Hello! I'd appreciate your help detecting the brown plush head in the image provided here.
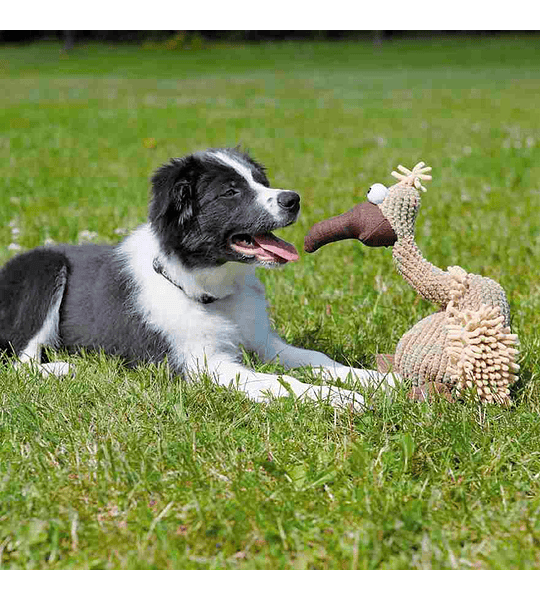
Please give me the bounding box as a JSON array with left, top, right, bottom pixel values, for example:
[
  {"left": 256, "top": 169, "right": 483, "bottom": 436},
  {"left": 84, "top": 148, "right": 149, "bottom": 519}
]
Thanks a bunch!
[{"left": 304, "top": 200, "right": 397, "bottom": 253}]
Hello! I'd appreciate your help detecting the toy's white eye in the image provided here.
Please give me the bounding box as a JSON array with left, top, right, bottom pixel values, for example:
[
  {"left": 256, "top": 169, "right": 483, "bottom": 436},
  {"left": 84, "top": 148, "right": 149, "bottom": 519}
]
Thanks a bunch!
[{"left": 367, "top": 183, "right": 388, "bottom": 204}]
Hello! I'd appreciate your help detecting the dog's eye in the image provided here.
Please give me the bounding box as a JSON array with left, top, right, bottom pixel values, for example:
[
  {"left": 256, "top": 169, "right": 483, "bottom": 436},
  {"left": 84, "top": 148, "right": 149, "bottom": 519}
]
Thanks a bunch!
[{"left": 222, "top": 189, "right": 238, "bottom": 198}]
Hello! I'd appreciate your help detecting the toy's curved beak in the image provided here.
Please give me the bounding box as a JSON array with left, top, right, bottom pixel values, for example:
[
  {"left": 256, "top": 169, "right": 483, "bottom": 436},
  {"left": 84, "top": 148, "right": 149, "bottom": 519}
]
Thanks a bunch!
[{"left": 303, "top": 201, "right": 397, "bottom": 253}]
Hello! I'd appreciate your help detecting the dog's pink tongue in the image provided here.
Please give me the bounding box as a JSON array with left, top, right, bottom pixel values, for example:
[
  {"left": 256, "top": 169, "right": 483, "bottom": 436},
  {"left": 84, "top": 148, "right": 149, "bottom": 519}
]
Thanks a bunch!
[{"left": 252, "top": 233, "right": 299, "bottom": 262}]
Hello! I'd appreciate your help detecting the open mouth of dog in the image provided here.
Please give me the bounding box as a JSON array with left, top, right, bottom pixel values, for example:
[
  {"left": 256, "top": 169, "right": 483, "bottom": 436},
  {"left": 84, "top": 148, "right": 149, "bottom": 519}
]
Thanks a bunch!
[{"left": 229, "top": 232, "right": 299, "bottom": 264}]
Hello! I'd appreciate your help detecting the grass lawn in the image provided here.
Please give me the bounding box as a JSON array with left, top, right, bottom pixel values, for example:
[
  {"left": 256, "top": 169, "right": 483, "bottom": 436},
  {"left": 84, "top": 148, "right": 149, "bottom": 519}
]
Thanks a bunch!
[{"left": 1, "top": 35, "right": 540, "bottom": 569}]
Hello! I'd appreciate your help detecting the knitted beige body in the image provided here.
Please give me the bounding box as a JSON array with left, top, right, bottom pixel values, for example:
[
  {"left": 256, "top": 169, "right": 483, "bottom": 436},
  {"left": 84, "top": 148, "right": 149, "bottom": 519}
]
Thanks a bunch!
[{"left": 379, "top": 164, "right": 519, "bottom": 404}]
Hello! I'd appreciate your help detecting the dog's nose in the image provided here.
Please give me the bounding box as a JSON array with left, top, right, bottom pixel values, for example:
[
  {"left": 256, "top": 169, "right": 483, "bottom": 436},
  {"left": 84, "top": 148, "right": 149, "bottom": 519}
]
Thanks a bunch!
[{"left": 277, "top": 191, "right": 300, "bottom": 211}]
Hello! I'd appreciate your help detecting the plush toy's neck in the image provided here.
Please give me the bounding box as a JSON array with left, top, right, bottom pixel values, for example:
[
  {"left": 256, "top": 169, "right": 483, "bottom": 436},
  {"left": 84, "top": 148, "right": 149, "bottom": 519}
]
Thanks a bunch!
[{"left": 380, "top": 183, "right": 452, "bottom": 308}]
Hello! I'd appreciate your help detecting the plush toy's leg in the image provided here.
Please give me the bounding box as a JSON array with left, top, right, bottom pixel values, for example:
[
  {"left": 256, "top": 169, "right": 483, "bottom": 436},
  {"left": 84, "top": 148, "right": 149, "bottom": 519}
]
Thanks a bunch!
[
  {"left": 409, "top": 382, "right": 455, "bottom": 402},
  {"left": 376, "top": 354, "right": 395, "bottom": 373},
  {"left": 376, "top": 353, "right": 454, "bottom": 402}
]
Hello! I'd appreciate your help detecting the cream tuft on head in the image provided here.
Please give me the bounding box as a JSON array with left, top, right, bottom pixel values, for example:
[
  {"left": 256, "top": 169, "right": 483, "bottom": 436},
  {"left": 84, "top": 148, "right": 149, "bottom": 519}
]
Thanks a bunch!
[{"left": 390, "top": 162, "right": 432, "bottom": 193}]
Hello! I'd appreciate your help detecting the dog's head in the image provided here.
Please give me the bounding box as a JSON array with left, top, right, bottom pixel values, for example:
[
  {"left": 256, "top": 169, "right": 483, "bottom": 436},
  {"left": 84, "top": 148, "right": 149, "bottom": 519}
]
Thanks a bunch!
[{"left": 148, "top": 148, "right": 300, "bottom": 270}]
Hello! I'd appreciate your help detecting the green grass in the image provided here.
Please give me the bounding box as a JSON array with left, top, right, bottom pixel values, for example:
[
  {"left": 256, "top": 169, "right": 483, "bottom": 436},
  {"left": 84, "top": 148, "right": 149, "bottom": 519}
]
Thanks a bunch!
[{"left": 1, "top": 35, "right": 540, "bottom": 569}]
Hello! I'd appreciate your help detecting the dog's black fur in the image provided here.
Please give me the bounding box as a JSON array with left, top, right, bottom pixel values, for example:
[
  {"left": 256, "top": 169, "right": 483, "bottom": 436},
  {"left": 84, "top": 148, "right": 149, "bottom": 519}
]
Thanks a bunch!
[
  {"left": 0, "top": 249, "right": 68, "bottom": 356},
  {"left": 0, "top": 147, "right": 297, "bottom": 364}
]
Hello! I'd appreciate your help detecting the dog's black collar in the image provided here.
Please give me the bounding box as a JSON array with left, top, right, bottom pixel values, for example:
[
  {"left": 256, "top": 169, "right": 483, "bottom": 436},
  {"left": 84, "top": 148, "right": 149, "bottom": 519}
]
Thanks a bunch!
[{"left": 152, "top": 257, "right": 217, "bottom": 305}]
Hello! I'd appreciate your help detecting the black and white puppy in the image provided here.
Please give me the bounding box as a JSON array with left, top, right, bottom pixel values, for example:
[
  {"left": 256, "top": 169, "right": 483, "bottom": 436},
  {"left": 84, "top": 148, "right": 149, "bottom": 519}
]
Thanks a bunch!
[{"left": 0, "top": 148, "right": 395, "bottom": 408}]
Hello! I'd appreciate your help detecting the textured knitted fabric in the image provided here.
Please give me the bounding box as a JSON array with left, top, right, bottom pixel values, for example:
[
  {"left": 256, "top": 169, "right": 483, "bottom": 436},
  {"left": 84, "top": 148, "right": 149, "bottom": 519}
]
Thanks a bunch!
[{"left": 379, "top": 163, "right": 519, "bottom": 404}]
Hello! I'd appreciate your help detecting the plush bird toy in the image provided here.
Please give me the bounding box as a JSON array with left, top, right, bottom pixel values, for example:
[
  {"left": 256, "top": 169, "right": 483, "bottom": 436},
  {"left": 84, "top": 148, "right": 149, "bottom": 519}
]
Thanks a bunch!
[{"left": 304, "top": 162, "right": 519, "bottom": 404}]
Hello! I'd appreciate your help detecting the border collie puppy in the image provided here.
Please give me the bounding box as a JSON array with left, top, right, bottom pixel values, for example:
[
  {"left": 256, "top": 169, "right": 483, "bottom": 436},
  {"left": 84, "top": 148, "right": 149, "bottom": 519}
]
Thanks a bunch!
[{"left": 0, "top": 148, "right": 395, "bottom": 408}]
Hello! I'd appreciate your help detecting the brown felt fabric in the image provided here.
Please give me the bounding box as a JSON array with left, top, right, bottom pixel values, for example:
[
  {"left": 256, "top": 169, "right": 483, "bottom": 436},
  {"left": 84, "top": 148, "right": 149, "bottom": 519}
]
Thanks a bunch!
[{"left": 303, "top": 201, "right": 397, "bottom": 253}]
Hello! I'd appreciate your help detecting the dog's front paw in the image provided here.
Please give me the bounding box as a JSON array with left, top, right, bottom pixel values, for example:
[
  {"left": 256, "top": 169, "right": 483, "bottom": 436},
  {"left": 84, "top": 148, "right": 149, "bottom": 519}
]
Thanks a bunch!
[
  {"left": 327, "top": 387, "right": 366, "bottom": 412},
  {"left": 332, "top": 367, "right": 401, "bottom": 391},
  {"left": 244, "top": 376, "right": 365, "bottom": 412},
  {"left": 303, "top": 384, "right": 366, "bottom": 412}
]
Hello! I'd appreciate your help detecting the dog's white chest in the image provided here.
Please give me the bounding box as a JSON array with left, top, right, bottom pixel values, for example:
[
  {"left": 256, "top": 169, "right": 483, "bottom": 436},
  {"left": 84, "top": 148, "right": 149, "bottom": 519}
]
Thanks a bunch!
[
  {"left": 140, "top": 273, "right": 270, "bottom": 369},
  {"left": 118, "top": 225, "right": 272, "bottom": 369}
]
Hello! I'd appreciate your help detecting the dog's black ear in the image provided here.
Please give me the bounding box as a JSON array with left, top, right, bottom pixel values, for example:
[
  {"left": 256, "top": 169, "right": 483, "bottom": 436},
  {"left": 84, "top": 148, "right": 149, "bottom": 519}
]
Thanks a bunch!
[{"left": 148, "top": 155, "right": 200, "bottom": 230}]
